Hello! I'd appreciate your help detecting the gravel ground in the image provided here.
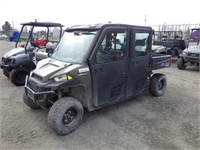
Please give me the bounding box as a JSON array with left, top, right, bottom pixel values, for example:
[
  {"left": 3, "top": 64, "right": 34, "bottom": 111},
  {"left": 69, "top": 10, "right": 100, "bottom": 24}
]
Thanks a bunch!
[{"left": 0, "top": 40, "right": 199, "bottom": 150}]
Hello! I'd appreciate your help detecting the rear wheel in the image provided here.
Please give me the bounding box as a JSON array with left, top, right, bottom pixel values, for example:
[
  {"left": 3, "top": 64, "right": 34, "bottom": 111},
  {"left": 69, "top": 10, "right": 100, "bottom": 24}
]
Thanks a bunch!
[
  {"left": 48, "top": 97, "right": 84, "bottom": 136},
  {"left": 177, "top": 57, "right": 186, "bottom": 70},
  {"left": 149, "top": 73, "right": 167, "bottom": 96},
  {"left": 10, "top": 67, "right": 30, "bottom": 86}
]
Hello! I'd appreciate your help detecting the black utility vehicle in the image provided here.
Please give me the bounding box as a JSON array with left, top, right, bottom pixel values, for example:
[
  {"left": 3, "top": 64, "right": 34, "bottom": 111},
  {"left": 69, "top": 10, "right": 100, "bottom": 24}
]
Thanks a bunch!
[
  {"left": 23, "top": 23, "right": 171, "bottom": 135},
  {"left": 0, "top": 22, "right": 63, "bottom": 86},
  {"left": 177, "top": 28, "right": 200, "bottom": 70},
  {"left": 153, "top": 31, "right": 186, "bottom": 56}
]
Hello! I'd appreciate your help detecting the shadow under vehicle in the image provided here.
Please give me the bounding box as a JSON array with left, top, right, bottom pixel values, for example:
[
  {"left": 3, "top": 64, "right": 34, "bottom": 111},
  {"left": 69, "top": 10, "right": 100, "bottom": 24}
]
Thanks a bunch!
[
  {"left": 23, "top": 23, "right": 172, "bottom": 135},
  {"left": 0, "top": 22, "right": 63, "bottom": 86},
  {"left": 177, "top": 28, "right": 200, "bottom": 70}
]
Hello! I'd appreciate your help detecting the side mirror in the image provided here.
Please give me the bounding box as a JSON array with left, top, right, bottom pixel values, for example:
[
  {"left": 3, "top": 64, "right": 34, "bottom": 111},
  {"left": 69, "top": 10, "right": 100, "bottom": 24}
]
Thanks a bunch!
[
  {"left": 46, "top": 42, "right": 57, "bottom": 57},
  {"left": 47, "top": 50, "right": 53, "bottom": 57}
]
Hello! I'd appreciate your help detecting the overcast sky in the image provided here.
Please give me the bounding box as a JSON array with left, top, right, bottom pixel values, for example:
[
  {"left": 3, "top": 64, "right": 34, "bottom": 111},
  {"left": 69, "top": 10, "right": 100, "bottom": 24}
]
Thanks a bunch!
[{"left": 0, "top": 0, "right": 199, "bottom": 29}]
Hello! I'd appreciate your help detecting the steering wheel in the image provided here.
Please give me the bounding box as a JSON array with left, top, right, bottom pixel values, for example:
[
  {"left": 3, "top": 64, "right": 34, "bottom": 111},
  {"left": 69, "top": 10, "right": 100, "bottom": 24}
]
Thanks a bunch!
[{"left": 30, "top": 37, "right": 41, "bottom": 49}]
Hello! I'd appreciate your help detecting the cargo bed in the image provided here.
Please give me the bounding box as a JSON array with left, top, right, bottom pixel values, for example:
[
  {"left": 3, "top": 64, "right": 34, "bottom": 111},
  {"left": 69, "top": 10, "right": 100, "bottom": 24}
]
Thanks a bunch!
[{"left": 151, "top": 54, "right": 172, "bottom": 70}]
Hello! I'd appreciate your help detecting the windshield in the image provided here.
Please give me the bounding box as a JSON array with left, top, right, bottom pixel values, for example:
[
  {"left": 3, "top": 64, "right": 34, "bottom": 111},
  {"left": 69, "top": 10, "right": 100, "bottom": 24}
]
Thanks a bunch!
[
  {"left": 17, "top": 25, "right": 61, "bottom": 49},
  {"left": 52, "top": 31, "right": 97, "bottom": 63}
]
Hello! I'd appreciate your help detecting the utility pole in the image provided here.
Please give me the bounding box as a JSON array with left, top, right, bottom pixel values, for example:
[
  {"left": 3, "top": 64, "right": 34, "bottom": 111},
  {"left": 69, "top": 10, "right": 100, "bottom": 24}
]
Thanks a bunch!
[{"left": 144, "top": 15, "right": 147, "bottom": 26}]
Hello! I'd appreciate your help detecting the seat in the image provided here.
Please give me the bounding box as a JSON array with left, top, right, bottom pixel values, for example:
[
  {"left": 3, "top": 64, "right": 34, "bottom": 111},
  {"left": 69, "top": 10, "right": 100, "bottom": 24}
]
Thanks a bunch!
[{"left": 35, "top": 51, "right": 48, "bottom": 62}]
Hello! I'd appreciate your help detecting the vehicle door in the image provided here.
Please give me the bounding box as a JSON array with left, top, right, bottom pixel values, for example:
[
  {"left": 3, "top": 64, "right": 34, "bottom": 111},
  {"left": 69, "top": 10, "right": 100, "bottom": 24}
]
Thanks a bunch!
[
  {"left": 89, "top": 27, "right": 129, "bottom": 107},
  {"left": 127, "top": 28, "right": 152, "bottom": 97}
]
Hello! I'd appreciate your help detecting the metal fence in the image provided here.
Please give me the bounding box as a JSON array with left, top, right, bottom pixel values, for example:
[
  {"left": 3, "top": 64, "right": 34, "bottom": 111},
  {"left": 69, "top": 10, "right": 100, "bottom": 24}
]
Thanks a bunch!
[
  {"left": 1, "top": 20, "right": 200, "bottom": 38},
  {"left": 151, "top": 24, "right": 200, "bottom": 38}
]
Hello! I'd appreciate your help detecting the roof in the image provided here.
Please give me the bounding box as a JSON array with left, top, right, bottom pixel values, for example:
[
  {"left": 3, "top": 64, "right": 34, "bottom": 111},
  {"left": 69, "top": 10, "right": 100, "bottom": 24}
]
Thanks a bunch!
[
  {"left": 66, "top": 23, "right": 152, "bottom": 32},
  {"left": 20, "top": 22, "right": 64, "bottom": 27},
  {"left": 191, "top": 28, "right": 200, "bottom": 31},
  {"left": 66, "top": 23, "right": 104, "bottom": 32},
  {"left": 154, "top": 31, "right": 183, "bottom": 33}
]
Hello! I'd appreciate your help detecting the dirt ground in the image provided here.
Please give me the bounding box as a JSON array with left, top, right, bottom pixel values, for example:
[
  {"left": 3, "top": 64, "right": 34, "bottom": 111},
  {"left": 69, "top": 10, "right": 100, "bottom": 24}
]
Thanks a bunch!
[{"left": 0, "top": 40, "right": 199, "bottom": 150}]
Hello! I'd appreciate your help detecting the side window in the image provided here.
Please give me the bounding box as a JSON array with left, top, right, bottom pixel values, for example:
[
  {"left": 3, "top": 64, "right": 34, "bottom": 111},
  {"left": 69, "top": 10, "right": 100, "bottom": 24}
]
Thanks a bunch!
[
  {"left": 96, "top": 29, "right": 127, "bottom": 64},
  {"left": 134, "top": 32, "right": 149, "bottom": 57}
]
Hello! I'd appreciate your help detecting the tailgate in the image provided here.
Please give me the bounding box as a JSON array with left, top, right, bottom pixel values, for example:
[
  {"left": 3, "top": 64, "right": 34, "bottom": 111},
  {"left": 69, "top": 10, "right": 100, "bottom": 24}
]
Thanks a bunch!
[{"left": 151, "top": 54, "right": 172, "bottom": 70}]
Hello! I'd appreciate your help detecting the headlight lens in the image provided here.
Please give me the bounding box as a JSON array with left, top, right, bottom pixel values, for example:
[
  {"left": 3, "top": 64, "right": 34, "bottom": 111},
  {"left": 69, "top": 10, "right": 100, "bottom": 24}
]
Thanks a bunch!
[
  {"left": 10, "top": 58, "right": 15, "bottom": 63},
  {"left": 54, "top": 75, "right": 67, "bottom": 82},
  {"left": 182, "top": 52, "right": 187, "bottom": 55},
  {"left": 8, "top": 58, "right": 15, "bottom": 64}
]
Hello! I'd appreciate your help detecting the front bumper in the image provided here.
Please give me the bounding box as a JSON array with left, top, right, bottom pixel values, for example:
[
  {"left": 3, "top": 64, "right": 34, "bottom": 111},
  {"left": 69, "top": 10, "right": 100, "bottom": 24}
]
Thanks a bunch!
[
  {"left": 181, "top": 54, "right": 200, "bottom": 64},
  {"left": 0, "top": 57, "right": 15, "bottom": 69},
  {"left": 0, "top": 61, "right": 10, "bottom": 69},
  {"left": 24, "top": 76, "right": 55, "bottom": 103},
  {"left": 24, "top": 75, "right": 81, "bottom": 103}
]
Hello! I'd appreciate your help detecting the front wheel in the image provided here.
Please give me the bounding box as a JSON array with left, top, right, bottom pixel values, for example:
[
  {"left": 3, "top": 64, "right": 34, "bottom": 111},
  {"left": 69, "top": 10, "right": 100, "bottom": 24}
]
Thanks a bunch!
[
  {"left": 10, "top": 67, "right": 30, "bottom": 86},
  {"left": 48, "top": 97, "right": 84, "bottom": 136},
  {"left": 177, "top": 57, "right": 186, "bottom": 70},
  {"left": 149, "top": 73, "right": 167, "bottom": 97}
]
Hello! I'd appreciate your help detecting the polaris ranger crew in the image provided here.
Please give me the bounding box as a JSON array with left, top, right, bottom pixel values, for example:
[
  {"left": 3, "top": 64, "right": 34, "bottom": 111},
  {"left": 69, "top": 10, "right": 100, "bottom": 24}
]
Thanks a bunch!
[{"left": 23, "top": 23, "right": 171, "bottom": 135}]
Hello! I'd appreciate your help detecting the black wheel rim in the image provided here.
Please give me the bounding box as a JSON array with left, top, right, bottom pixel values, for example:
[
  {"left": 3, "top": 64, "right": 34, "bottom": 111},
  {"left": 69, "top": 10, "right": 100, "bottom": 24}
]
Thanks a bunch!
[{"left": 63, "top": 108, "right": 77, "bottom": 126}]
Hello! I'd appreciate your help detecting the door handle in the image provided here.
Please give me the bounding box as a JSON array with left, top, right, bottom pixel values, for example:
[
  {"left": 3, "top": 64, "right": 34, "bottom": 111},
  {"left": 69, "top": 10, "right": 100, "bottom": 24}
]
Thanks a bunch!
[
  {"left": 133, "top": 61, "right": 139, "bottom": 65},
  {"left": 94, "top": 68, "right": 103, "bottom": 73}
]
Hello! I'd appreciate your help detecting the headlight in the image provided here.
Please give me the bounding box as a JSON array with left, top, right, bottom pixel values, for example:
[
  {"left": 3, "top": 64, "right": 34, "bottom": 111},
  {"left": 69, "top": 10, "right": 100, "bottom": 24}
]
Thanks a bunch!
[
  {"left": 9, "top": 58, "right": 15, "bottom": 64},
  {"left": 182, "top": 52, "right": 187, "bottom": 55},
  {"left": 54, "top": 74, "right": 73, "bottom": 82},
  {"left": 2, "top": 57, "right": 5, "bottom": 62},
  {"left": 54, "top": 75, "right": 67, "bottom": 82}
]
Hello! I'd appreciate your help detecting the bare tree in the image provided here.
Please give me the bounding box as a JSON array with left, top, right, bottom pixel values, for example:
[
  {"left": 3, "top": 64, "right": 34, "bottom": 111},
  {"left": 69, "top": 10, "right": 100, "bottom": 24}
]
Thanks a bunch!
[{"left": 2, "top": 21, "right": 12, "bottom": 36}]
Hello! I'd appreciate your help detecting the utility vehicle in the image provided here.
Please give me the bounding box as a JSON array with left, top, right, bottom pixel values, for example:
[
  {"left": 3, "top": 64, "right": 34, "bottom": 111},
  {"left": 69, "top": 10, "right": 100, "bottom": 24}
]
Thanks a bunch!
[
  {"left": 0, "top": 22, "right": 63, "bottom": 86},
  {"left": 152, "top": 30, "right": 186, "bottom": 56},
  {"left": 23, "top": 23, "right": 171, "bottom": 135},
  {"left": 177, "top": 28, "right": 200, "bottom": 70}
]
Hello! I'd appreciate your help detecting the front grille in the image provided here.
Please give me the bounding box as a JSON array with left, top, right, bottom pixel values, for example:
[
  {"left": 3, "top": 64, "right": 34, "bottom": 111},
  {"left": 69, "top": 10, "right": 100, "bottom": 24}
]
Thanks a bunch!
[
  {"left": 1, "top": 57, "right": 13, "bottom": 64},
  {"left": 29, "top": 81, "right": 38, "bottom": 92},
  {"left": 28, "top": 79, "right": 51, "bottom": 93},
  {"left": 188, "top": 53, "right": 199, "bottom": 57}
]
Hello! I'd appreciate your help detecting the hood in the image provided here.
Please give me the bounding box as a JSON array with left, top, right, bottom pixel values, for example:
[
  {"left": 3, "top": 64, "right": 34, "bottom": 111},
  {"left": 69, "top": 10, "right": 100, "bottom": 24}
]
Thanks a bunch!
[
  {"left": 32, "top": 58, "right": 81, "bottom": 82},
  {"left": 33, "top": 58, "right": 70, "bottom": 77},
  {"left": 184, "top": 45, "right": 200, "bottom": 54},
  {"left": 152, "top": 45, "right": 166, "bottom": 53},
  {"left": 3, "top": 47, "right": 25, "bottom": 58},
  {"left": 152, "top": 45, "right": 165, "bottom": 50}
]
